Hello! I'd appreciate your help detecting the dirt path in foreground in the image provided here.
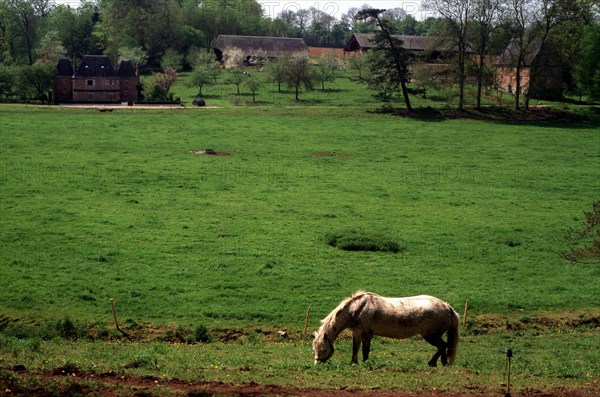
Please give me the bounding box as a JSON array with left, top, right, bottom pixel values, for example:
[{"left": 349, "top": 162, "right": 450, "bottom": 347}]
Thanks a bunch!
[{"left": 2, "top": 366, "right": 598, "bottom": 397}]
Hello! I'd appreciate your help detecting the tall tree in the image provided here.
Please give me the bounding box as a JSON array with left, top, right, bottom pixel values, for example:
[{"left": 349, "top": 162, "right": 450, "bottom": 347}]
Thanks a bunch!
[
  {"left": 523, "top": 0, "right": 581, "bottom": 109},
  {"left": 471, "top": 0, "right": 505, "bottom": 108},
  {"left": 506, "top": 0, "right": 581, "bottom": 109},
  {"left": 2, "top": 0, "right": 42, "bottom": 64},
  {"left": 356, "top": 9, "right": 413, "bottom": 112},
  {"left": 573, "top": 22, "right": 600, "bottom": 100},
  {"left": 423, "top": 0, "right": 471, "bottom": 110}
]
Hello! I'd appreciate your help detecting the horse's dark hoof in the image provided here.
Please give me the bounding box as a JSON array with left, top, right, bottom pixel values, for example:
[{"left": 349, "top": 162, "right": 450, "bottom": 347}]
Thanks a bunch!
[{"left": 428, "top": 361, "right": 437, "bottom": 367}]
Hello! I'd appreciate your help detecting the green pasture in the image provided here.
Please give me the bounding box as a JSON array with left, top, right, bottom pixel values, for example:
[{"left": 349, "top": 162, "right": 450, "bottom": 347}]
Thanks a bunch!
[
  {"left": 1, "top": 104, "right": 598, "bottom": 328},
  {"left": 0, "top": 78, "right": 599, "bottom": 393}
]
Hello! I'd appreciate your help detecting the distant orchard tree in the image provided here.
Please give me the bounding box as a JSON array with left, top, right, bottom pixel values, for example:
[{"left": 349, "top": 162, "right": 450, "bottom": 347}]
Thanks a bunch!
[
  {"left": 187, "top": 64, "right": 219, "bottom": 96},
  {"left": 282, "top": 52, "right": 316, "bottom": 101},
  {"left": 266, "top": 57, "right": 287, "bottom": 92},
  {"left": 243, "top": 74, "right": 262, "bottom": 102},
  {"left": 348, "top": 54, "right": 369, "bottom": 79},
  {"left": 226, "top": 68, "right": 245, "bottom": 95},
  {"left": 316, "top": 52, "right": 341, "bottom": 90}
]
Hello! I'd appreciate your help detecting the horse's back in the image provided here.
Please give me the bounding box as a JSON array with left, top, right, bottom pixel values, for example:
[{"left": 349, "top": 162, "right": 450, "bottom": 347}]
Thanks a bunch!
[{"left": 358, "top": 293, "right": 456, "bottom": 338}]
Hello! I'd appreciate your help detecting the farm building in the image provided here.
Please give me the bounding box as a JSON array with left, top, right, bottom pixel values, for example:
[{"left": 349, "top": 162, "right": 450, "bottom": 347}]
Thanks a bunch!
[
  {"left": 495, "top": 38, "right": 564, "bottom": 100},
  {"left": 214, "top": 35, "right": 308, "bottom": 63},
  {"left": 54, "top": 55, "right": 140, "bottom": 104},
  {"left": 343, "top": 33, "right": 465, "bottom": 61}
]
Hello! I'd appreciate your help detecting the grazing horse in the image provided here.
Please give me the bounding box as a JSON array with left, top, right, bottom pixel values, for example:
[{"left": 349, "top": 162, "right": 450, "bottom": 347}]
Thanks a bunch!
[{"left": 313, "top": 291, "right": 459, "bottom": 366}]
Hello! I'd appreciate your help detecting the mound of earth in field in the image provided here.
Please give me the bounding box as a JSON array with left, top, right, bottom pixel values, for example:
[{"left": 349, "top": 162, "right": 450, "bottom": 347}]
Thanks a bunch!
[{"left": 192, "top": 148, "right": 231, "bottom": 156}]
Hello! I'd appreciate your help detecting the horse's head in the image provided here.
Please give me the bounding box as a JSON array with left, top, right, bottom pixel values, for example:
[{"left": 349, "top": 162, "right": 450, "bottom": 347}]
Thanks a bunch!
[{"left": 312, "top": 331, "right": 334, "bottom": 364}]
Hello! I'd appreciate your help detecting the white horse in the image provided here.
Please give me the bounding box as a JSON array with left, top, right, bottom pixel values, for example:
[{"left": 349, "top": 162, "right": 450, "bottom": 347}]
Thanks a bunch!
[{"left": 313, "top": 291, "right": 459, "bottom": 366}]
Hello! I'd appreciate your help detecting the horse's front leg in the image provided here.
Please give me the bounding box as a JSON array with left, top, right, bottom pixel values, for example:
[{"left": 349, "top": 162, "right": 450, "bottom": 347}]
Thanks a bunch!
[
  {"left": 361, "top": 332, "right": 373, "bottom": 362},
  {"left": 351, "top": 332, "right": 361, "bottom": 364}
]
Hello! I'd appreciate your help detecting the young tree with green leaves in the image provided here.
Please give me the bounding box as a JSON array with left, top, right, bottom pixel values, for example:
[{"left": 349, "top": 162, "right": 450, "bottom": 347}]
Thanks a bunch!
[
  {"left": 282, "top": 53, "right": 316, "bottom": 101},
  {"left": 316, "top": 52, "right": 340, "bottom": 90},
  {"left": 266, "top": 57, "right": 287, "bottom": 92},
  {"left": 226, "top": 68, "right": 245, "bottom": 95},
  {"left": 243, "top": 74, "right": 262, "bottom": 102},
  {"left": 186, "top": 50, "right": 219, "bottom": 97}
]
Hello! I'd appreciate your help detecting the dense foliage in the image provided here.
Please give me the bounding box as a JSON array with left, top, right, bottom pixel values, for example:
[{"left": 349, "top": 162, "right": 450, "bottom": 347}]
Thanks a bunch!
[{"left": 0, "top": 0, "right": 598, "bottom": 103}]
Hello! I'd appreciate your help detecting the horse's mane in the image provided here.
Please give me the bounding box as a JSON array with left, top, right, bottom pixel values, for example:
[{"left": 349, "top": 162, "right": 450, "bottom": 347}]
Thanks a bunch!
[{"left": 320, "top": 290, "right": 372, "bottom": 333}]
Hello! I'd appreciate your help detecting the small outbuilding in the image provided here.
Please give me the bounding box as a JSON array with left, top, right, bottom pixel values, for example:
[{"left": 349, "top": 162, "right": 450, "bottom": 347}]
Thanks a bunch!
[{"left": 495, "top": 38, "right": 564, "bottom": 100}]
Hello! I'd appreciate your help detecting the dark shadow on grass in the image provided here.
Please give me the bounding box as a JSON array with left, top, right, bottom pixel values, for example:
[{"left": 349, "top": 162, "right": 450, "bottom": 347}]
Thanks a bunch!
[
  {"left": 371, "top": 105, "right": 599, "bottom": 128},
  {"left": 369, "top": 106, "right": 447, "bottom": 121},
  {"left": 188, "top": 94, "right": 221, "bottom": 100}
]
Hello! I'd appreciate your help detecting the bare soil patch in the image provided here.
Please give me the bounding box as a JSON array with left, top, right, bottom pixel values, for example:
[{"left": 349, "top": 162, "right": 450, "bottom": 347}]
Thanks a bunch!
[
  {"left": 1, "top": 366, "right": 598, "bottom": 397},
  {"left": 311, "top": 151, "right": 351, "bottom": 158}
]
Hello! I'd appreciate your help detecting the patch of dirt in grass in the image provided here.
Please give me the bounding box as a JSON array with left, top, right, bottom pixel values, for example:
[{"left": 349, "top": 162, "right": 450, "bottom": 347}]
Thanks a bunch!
[
  {"left": 192, "top": 149, "right": 231, "bottom": 156},
  {"left": 465, "top": 312, "right": 600, "bottom": 335},
  {"left": 311, "top": 151, "right": 351, "bottom": 158},
  {"left": 2, "top": 366, "right": 598, "bottom": 397}
]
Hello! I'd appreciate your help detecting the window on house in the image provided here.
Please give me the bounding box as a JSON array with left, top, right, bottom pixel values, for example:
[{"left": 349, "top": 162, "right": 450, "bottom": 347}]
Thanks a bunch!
[{"left": 87, "top": 80, "right": 93, "bottom": 86}]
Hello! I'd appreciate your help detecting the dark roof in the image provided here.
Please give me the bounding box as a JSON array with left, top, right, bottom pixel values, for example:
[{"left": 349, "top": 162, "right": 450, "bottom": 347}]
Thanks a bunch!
[
  {"left": 75, "top": 55, "right": 117, "bottom": 78},
  {"left": 495, "top": 38, "right": 542, "bottom": 66},
  {"left": 344, "top": 33, "right": 462, "bottom": 53},
  {"left": 214, "top": 35, "right": 308, "bottom": 57},
  {"left": 57, "top": 58, "right": 73, "bottom": 76},
  {"left": 117, "top": 60, "right": 136, "bottom": 77}
]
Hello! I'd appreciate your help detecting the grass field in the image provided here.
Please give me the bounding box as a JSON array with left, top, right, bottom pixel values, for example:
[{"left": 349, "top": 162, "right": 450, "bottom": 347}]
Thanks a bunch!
[{"left": 0, "top": 72, "right": 599, "bottom": 395}]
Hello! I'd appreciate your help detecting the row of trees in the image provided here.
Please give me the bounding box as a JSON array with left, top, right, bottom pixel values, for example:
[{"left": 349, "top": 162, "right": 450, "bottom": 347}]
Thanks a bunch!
[
  {"left": 0, "top": 0, "right": 598, "bottom": 106},
  {"left": 185, "top": 49, "right": 342, "bottom": 102},
  {"left": 0, "top": 0, "right": 447, "bottom": 68},
  {"left": 421, "top": 0, "right": 599, "bottom": 110}
]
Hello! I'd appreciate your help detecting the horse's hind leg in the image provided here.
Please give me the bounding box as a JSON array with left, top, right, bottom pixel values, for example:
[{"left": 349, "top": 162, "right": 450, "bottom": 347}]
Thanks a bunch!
[
  {"left": 361, "top": 331, "right": 373, "bottom": 362},
  {"left": 424, "top": 334, "right": 447, "bottom": 367}
]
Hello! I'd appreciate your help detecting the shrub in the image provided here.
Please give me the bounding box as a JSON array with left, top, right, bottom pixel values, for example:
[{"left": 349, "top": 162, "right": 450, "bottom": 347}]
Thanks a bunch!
[{"left": 188, "top": 324, "right": 212, "bottom": 343}]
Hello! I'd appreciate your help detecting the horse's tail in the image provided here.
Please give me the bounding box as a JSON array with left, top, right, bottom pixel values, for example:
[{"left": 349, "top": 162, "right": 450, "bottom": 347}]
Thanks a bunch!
[{"left": 447, "top": 309, "right": 460, "bottom": 365}]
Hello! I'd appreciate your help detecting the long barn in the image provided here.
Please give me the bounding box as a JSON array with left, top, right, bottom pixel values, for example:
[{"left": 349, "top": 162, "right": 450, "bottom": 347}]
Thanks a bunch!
[{"left": 214, "top": 35, "right": 308, "bottom": 63}]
